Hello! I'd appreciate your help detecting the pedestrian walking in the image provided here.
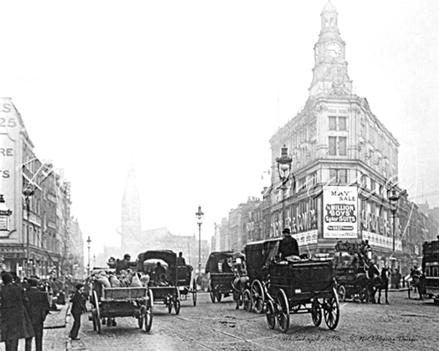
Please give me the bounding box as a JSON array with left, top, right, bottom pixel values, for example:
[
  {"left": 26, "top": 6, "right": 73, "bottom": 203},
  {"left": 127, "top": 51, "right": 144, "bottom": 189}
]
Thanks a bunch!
[
  {"left": 0, "top": 272, "right": 34, "bottom": 351},
  {"left": 69, "top": 283, "right": 87, "bottom": 341},
  {"left": 25, "top": 278, "right": 50, "bottom": 351}
]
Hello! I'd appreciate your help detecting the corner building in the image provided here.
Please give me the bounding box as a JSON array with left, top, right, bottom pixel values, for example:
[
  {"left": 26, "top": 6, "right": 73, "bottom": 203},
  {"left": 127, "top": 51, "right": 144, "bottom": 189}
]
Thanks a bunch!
[{"left": 267, "top": 2, "right": 420, "bottom": 272}]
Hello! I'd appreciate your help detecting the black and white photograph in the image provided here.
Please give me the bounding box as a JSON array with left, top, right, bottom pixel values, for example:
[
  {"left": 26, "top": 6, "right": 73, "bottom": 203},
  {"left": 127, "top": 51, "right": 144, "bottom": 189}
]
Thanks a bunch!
[{"left": 0, "top": 1, "right": 438, "bottom": 350}]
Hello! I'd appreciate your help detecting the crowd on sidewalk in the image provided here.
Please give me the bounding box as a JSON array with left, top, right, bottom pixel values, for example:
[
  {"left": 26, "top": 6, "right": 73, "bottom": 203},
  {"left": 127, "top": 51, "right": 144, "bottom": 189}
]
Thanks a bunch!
[{"left": 0, "top": 271, "right": 88, "bottom": 351}]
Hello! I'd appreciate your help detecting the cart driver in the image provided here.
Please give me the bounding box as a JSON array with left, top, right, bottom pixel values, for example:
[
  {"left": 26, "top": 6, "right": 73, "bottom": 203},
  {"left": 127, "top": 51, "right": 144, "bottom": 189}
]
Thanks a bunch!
[
  {"left": 154, "top": 262, "right": 167, "bottom": 283},
  {"left": 278, "top": 228, "right": 299, "bottom": 260}
]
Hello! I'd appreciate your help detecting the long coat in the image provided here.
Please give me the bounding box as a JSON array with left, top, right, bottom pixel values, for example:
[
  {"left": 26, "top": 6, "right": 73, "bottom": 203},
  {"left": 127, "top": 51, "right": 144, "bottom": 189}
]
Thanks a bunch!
[
  {"left": 0, "top": 283, "right": 34, "bottom": 341},
  {"left": 26, "top": 287, "right": 50, "bottom": 325}
]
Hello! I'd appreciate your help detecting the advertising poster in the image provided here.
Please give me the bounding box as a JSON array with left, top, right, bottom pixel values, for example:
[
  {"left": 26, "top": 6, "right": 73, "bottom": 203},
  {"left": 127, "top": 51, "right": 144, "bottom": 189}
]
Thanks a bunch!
[{"left": 323, "top": 186, "right": 358, "bottom": 238}]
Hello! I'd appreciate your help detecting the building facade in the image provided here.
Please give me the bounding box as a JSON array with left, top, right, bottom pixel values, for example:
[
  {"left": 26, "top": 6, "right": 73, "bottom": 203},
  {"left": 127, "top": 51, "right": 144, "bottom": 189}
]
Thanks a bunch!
[
  {"left": 0, "top": 97, "right": 84, "bottom": 279},
  {"left": 218, "top": 2, "right": 438, "bottom": 276}
]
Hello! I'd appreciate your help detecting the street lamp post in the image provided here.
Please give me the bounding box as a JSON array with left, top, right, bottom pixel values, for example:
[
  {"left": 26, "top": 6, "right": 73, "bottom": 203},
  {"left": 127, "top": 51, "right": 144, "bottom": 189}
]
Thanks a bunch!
[
  {"left": 23, "top": 185, "right": 35, "bottom": 277},
  {"left": 388, "top": 187, "right": 405, "bottom": 258},
  {"left": 86, "top": 236, "right": 91, "bottom": 276},
  {"left": 275, "top": 145, "right": 293, "bottom": 233},
  {"left": 195, "top": 205, "right": 204, "bottom": 281}
]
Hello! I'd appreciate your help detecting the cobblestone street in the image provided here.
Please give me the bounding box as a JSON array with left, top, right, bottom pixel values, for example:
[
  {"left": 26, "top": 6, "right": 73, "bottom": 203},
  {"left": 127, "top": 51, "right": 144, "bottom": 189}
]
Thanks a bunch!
[{"left": 67, "top": 290, "right": 438, "bottom": 351}]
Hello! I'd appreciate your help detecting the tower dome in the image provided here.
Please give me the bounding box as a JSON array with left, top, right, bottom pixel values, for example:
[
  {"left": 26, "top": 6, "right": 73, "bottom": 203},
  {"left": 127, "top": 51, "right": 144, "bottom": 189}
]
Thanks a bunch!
[{"left": 322, "top": 1, "right": 338, "bottom": 14}]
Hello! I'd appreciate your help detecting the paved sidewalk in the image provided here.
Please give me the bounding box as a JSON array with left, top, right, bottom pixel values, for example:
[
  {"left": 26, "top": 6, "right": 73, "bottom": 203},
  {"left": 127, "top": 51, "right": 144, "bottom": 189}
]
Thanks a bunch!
[{"left": 0, "top": 303, "right": 70, "bottom": 351}]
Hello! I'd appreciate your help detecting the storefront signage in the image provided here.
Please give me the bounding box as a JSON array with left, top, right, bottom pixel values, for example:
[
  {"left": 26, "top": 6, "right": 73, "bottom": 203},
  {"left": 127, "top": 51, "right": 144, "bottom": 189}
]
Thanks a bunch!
[
  {"left": 362, "top": 231, "right": 402, "bottom": 251},
  {"left": 323, "top": 186, "right": 358, "bottom": 238},
  {"left": 293, "top": 230, "right": 318, "bottom": 247}
]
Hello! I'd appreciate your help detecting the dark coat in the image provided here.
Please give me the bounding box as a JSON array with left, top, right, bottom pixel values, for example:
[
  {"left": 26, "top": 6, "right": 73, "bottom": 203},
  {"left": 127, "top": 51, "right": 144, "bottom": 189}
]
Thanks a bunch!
[
  {"left": 0, "top": 283, "right": 34, "bottom": 341},
  {"left": 279, "top": 235, "right": 299, "bottom": 258},
  {"left": 26, "top": 287, "right": 50, "bottom": 325},
  {"left": 70, "top": 291, "right": 86, "bottom": 315}
]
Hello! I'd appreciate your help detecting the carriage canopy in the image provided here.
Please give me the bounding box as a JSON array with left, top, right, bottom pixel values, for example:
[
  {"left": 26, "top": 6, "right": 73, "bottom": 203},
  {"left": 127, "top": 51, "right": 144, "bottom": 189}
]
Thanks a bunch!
[{"left": 137, "top": 250, "right": 178, "bottom": 284}]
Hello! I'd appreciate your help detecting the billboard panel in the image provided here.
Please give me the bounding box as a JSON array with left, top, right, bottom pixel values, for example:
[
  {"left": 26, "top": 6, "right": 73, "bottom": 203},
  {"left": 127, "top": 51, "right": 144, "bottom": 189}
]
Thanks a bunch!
[{"left": 323, "top": 186, "right": 358, "bottom": 239}]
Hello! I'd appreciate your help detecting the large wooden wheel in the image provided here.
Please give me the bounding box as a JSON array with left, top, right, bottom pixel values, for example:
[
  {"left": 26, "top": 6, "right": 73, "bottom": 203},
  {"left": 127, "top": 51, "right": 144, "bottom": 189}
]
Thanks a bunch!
[
  {"left": 243, "top": 289, "right": 252, "bottom": 312},
  {"left": 311, "top": 299, "right": 322, "bottom": 327},
  {"left": 192, "top": 279, "right": 197, "bottom": 306},
  {"left": 323, "top": 289, "right": 340, "bottom": 330},
  {"left": 144, "top": 289, "right": 153, "bottom": 332},
  {"left": 337, "top": 285, "right": 346, "bottom": 302},
  {"left": 210, "top": 285, "right": 216, "bottom": 303},
  {"left": 276, "top": 289, "right": 290, "bottom": 333},
  {"left": 265, "top": 300, "right": 276, "bottom": 329},
  {"left": 251, "top": 280, "right": 265, "bottom": 314},
  {"left": 93, "top": 291, "right": 102, "bottom": 334},
  {"left": 174, "top": 289, "right": 181, "bottom": 315},
  {"left": 138, "top": 305, "right": 146, "bottom": 329}
]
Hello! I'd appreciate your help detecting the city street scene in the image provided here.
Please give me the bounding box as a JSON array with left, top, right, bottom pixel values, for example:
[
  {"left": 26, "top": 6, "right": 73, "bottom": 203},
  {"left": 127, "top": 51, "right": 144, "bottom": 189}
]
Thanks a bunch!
[{"left": 0, "top": 1, "right": 438, "bottom": 351}]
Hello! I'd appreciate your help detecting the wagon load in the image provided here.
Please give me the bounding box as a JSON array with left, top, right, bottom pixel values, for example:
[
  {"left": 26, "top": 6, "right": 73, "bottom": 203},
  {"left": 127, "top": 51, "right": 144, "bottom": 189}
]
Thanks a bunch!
[{"left": 88, "top": 265, "right": 153, "bottom": 334}]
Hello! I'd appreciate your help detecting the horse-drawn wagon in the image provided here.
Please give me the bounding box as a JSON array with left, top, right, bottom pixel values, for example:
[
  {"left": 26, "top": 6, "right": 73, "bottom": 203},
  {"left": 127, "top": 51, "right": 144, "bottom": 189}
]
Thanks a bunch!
[
  {"left": 177, "top": 264, "right": 197, "bottom": 306},
  {"left": 89, "top": 268, "right": 153, "bottom": 334},
  {"left": 137, "top": 250, "right": 181, "bottom": 314},
  {"left": 333, "top": 242, "right": 371, "bottom": 302},
  {"left": 245, "top": 236, "right": 340, "bottom": 332},
  {"left": 205, "top": 251, "right": 236, "bottom": 303},
  {"left": 243, "top": 237, "right": 281, "bottom": 313}
]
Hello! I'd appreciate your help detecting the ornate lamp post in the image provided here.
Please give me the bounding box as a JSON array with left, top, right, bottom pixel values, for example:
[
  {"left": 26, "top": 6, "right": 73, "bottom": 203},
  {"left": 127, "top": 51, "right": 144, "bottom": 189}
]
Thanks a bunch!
[
  {"left": 275, "top": 145, "right": 293, "bottom": 232},
  {"left": 195, "top": 205, "right": 204, "bottom": 281},
  {"left": 388, "top": 187, "right": 406, "bottom": 258},
  {"left": 23, "top": 185, "right": 35, "bottom": 276},
  {"left": 86, "top": 236, "right": 91, "bottom": 276}
]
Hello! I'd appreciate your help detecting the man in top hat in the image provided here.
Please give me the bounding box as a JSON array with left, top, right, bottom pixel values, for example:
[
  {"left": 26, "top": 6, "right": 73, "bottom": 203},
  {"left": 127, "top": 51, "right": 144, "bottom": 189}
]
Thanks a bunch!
[
  {"left": 278, "top": 228, "right": 299, "bottom": 259},
  {"left": 25, "top": 278, "right": 50, "bottom": 351}
]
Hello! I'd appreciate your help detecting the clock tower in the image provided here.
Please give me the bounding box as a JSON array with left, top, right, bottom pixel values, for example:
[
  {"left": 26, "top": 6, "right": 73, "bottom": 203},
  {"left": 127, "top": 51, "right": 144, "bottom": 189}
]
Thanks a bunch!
[{"left": 309, "top": 1, "right": 352, "bottom": 96}]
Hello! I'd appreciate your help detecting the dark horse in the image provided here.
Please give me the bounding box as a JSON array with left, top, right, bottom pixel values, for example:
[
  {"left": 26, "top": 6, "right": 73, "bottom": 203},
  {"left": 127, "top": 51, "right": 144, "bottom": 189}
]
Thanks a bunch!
[{"left": 368, "top": 264, "right": 390, "bottom": 304}]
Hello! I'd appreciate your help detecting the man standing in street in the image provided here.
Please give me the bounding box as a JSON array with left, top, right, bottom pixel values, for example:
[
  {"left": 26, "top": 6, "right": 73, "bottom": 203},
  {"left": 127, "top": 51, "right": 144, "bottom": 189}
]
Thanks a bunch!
[
  {"left": 0, "top": 272, "right": 34, "bottom": 351},
  {"left": 25, "top": 278, "right": 50, "bottom": 351},
  {"left": 69, "top": 284, "right": 86, "bottom": 341}
]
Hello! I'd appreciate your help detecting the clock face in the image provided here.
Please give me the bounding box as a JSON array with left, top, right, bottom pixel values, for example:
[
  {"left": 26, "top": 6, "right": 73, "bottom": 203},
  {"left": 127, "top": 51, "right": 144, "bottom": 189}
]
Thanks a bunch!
[{"left": 327, "top": 43, "right": 341, "bottom": 57}]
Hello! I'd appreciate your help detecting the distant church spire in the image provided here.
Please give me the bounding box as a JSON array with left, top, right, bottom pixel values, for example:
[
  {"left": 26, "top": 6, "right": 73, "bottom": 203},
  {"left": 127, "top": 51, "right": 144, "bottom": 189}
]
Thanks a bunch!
[{"left": 121, "top": 161, "right": 142, "bottom": 255}]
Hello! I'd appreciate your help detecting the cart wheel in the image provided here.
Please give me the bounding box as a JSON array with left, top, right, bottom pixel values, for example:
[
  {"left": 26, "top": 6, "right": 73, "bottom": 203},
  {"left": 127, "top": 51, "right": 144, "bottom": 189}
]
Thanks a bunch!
[
  {"left": 311, "top": 299, "right": 322, "bottom": 327},
  {"left": 323, "top": 289, "right": 340, "bottom": 330},
  {"left": 251, "top": 280, "right": 265, "bottom": 314},
  {"left": 144, "top": 290, "right": 153, "bottom": 332},
  {"left": 93, "top": 291, "right": 102, "bottom": 334},
  {"left": 167, "top": 296, "right": 173, "bottom": 313},
  {"left": 276, "top": 289, "right": 290, "bottom": 333},
  {"left": 210, "top": 286, "right": 216, "bottom": 303},
  {"left": 138, "top": 305, "right": 146, "bottom": 329},
  {"left": 338, "top": 285, "right": 346, "bottom": 302},
  {"left": 243, "top": 289, "right": 252, "bottom": 312},
  {"left": 266, "top": 300, "right": 276, "bottom": 329},
  {"left": 359, "top": 288, "right": 367, "bottom": 303},
  {"left": 192, "top": 279, "right": 197, "bottom": 306},
  {"left": 216, "top": 291, "right": 222, "bottom": 302},
  {"left": 91, "top": 309, "right": 97, "bottom": 331},
  {"left": 175, "top": 289, "right": 181, "bottom": 315}
]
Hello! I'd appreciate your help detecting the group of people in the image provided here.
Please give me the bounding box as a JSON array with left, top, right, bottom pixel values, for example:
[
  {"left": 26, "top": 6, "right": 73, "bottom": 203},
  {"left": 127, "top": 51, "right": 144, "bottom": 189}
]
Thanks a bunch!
[
  {"left": 0, "top": 272, "right": 87, "bottom": 351},
  {"left": 0, "top": 272, "right": 51, "bottom": 351}
]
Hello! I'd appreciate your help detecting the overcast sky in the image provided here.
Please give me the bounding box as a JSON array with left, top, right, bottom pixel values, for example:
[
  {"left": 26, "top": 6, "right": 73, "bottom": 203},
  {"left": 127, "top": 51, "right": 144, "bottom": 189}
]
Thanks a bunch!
[{"left": 0, "top": 0, "right": 437, "bottom": 257}]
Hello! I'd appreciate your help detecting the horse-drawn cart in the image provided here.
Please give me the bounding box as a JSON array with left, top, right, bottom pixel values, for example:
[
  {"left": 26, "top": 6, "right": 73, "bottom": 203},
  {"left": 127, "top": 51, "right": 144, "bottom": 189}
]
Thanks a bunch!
[
  {"left": 137, "top": 250, "right": 181, "bottom": 314},
  {"left": 177, "top": 264, "right": 197, "bottom": 306},
  {"left": 90, "top": 283, "right": 153, "bottom": 334},
  {"left": 205, "top": 251, "right": 236, "bottom": 303},
  {"left": 265, "top": 257, "right": 340, "bottom": 332}
]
